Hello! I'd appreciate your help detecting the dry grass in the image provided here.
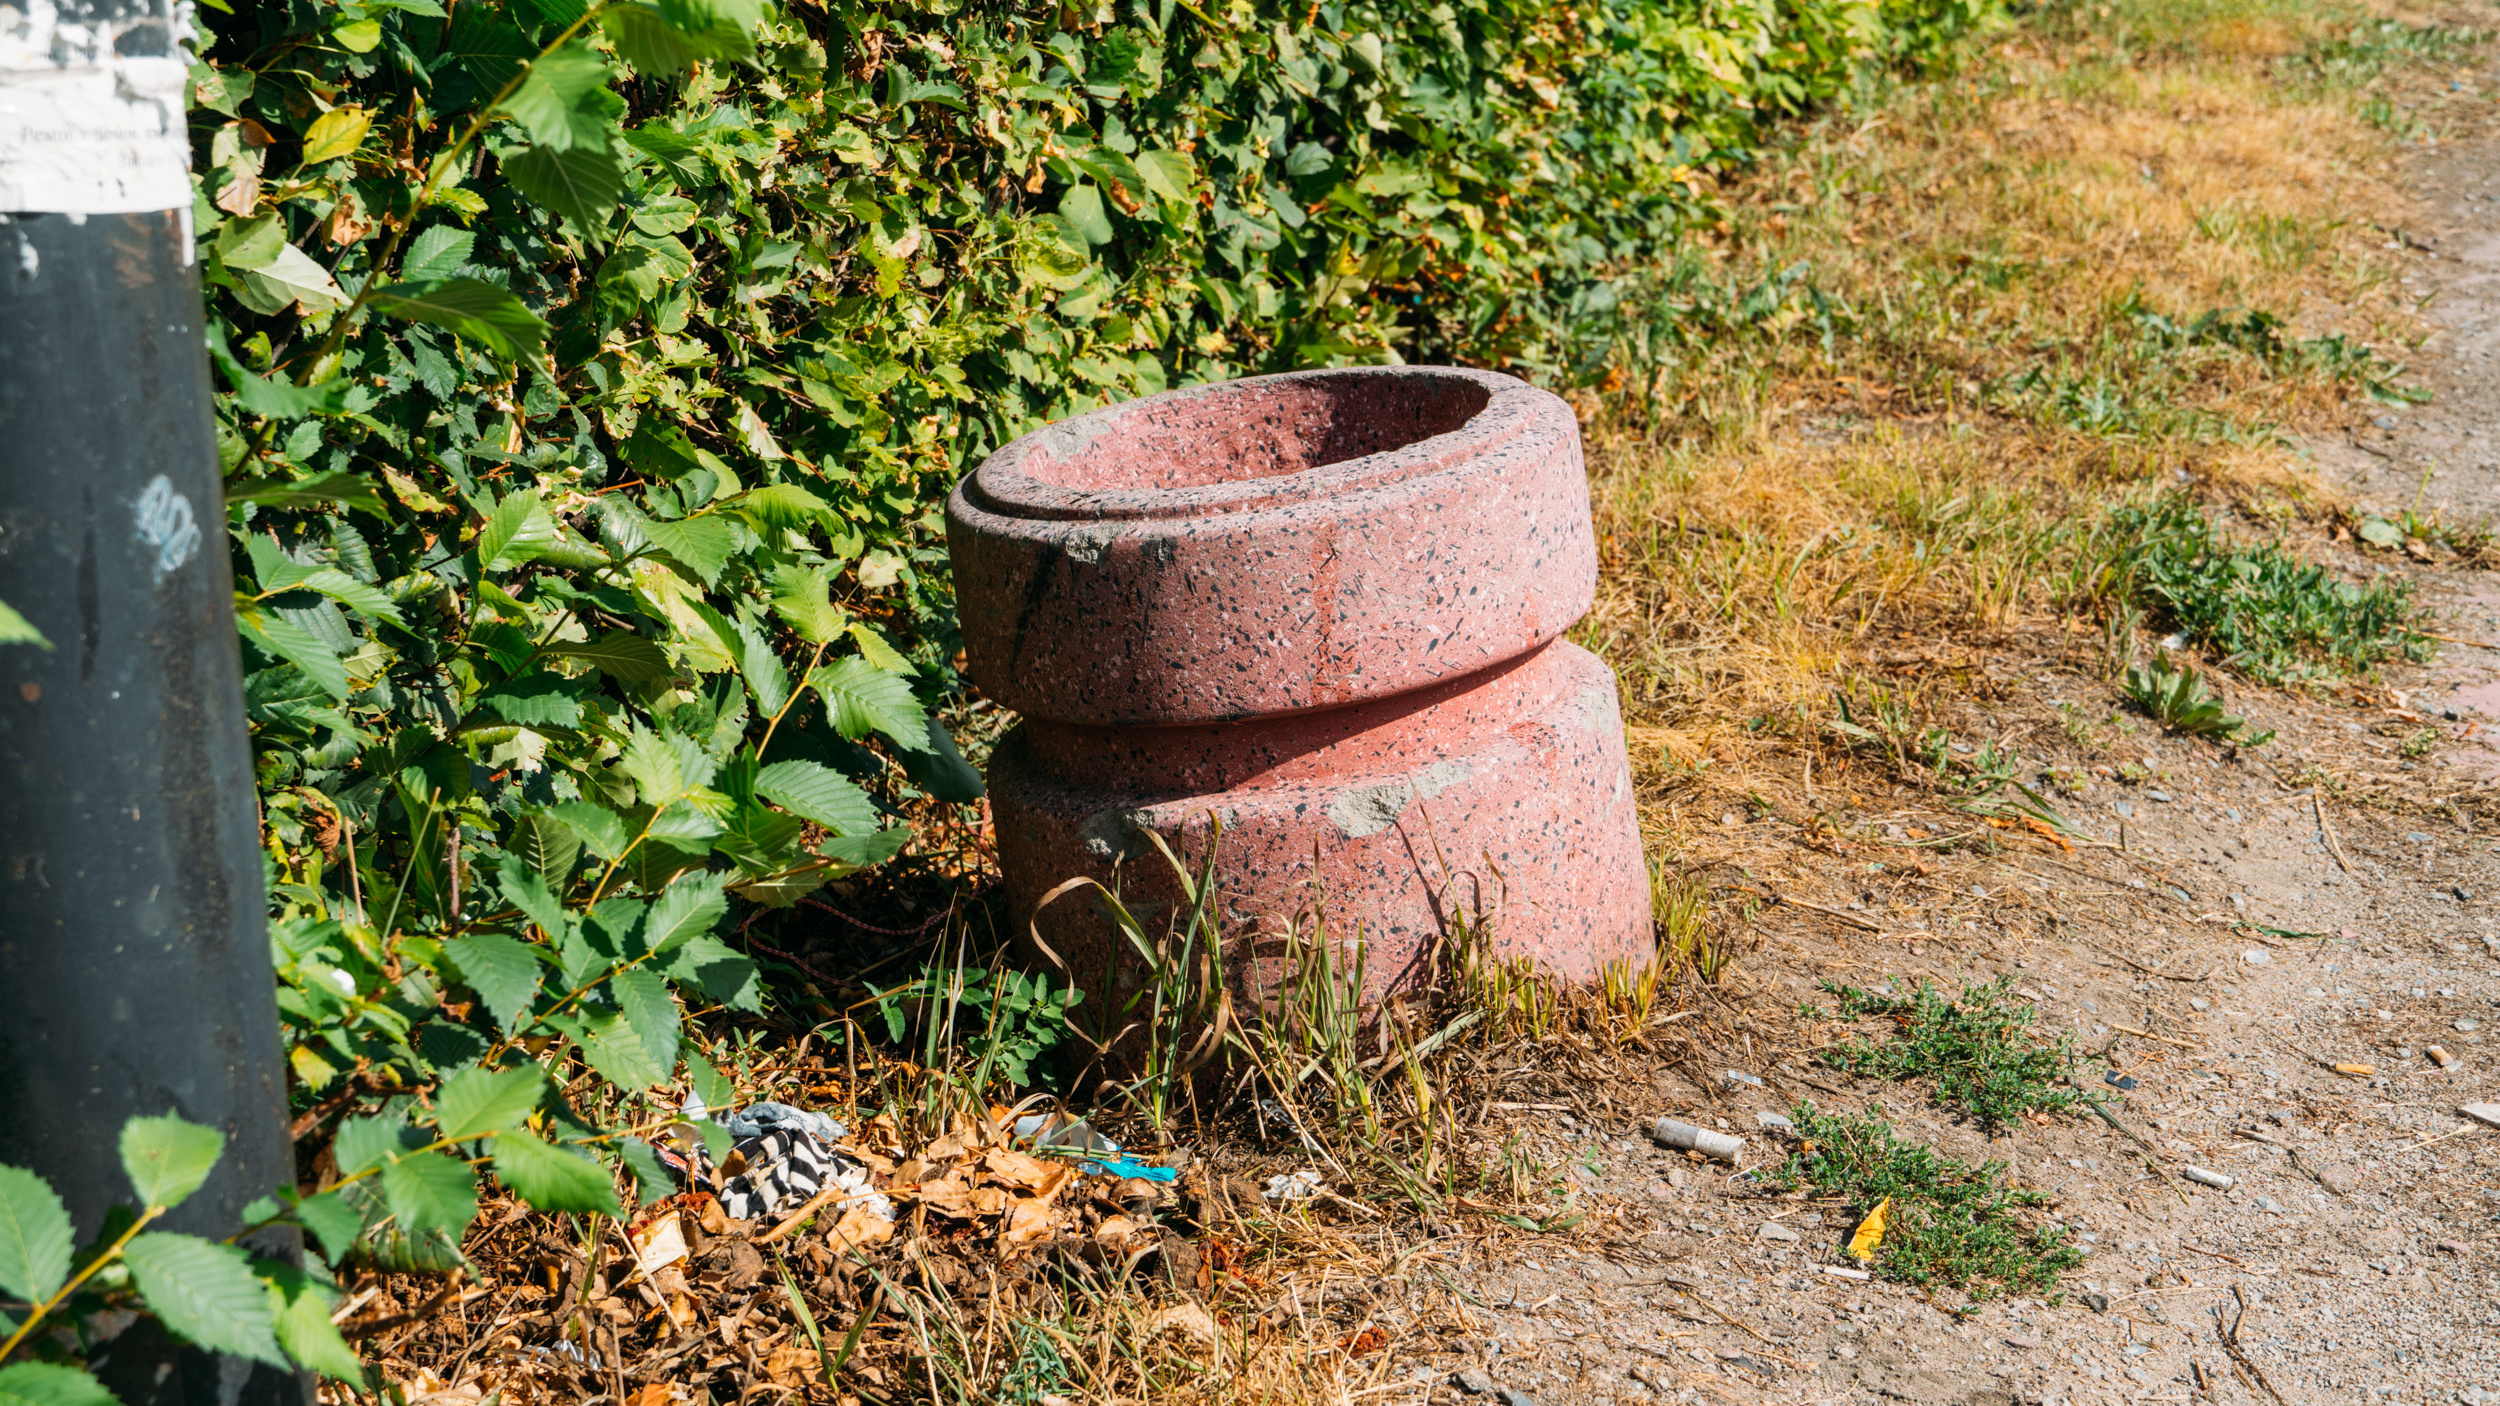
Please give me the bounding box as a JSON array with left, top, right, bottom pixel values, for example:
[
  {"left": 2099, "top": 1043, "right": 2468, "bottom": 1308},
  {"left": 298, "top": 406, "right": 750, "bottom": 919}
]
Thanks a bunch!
[{"left": 1582, "top": 0, "right": 2480, "bottom": 750}]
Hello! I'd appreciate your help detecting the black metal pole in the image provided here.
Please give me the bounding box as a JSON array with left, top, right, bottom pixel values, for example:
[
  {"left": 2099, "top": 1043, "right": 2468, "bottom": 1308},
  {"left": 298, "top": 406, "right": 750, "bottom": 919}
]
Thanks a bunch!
[{"left": 0, "top": 4, "right": 302, "bottom": 1402}]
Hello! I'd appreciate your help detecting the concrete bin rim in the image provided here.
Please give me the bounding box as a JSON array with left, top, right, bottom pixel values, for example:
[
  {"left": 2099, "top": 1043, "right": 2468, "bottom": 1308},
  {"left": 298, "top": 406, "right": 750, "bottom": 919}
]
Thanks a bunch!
[{"left": 959, "top": 365, "right": 1560, "bottom": 524}]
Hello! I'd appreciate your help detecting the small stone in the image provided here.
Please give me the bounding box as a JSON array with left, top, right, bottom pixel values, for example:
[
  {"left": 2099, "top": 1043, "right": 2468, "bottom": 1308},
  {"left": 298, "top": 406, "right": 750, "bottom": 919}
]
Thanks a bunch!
[
  {"left": 1757, "top": 1111, "right": 1795, "bottom": 1132},
  {"left": 2005, "top": 1333, "right": 2042, "bottom": 1349},
  {"left": 2409, "top": 832, "right": 2436, "bottom": 844},
  {"left": 1497, "top": 1391, "right": 1536, "bottom": 1406},
  {"left": 2440, "top": 1240, "right": 2471, "bottom": 1256},
  {"left": 2459, "top": 1019, "right": 2483, "bottom": 1033},
  {"left": 2460, "top": 1103, "right": 2500, "bottom": 1129},
  {"left": 1758, "top": 1222, "right": 1802, "bottom": 1243},
  {"left": 2243, "top": 949, "right": 2272, "bottom": 966},
  {"left": 1668, "top": 1169, "right": 1689, "bottom": 1189},
  {"left": 2082, "top": 1292, "right": 2110, "bottom": 1313},
  {"left": 1452, "top": 1369, "right": 1495, "bottom": 1395},
  {"left": 2113, "top": 800, "right": 2135, "bottom": 818},
  {"left": 2147, "top": 789, "right": 2174, "bottom": 803},
  {"left": 2191, "top": 997, "right": 2211, "bottom": 1011}
]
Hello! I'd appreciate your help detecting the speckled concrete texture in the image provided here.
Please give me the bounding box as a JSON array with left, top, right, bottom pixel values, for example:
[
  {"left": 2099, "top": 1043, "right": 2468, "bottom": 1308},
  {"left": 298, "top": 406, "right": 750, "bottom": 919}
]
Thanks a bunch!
[
  {"left": 946, "top": 367, "right": 1597, "bottom": 726},
  {"left": 946, "top": 367, "right": 1651, "bottom": 1000}
]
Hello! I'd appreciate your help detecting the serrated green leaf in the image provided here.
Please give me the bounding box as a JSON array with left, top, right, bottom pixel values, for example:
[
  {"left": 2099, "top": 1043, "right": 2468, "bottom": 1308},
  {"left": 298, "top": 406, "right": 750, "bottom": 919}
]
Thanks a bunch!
[
  {"left": 120, "top": 1115, "right": 224, "bottom": 1212},
  {"left": 499, "top": 43, "right": 615, "bottom": 153},
  {"left": 809, "top": 657, "right": 930, "bottom": 752},
  {"left": 659, "top": 934, "right": 761, "bottom": 1012},
  {"left": 608, "top": 967, "right": 681, "bottom": 1068},
  {"left": 122, "top": 1233, "right": 287, "bottom": 1367},
  {"left": 239, "top": 610, "right": 348, "bottom": 699},
  {"left": 0, "top": 1362, "right": 119, "bottom": 1406},
  {"left": 618, "top": 727, "right": 689, "bottom": 806},
  {"left": 476, "top": 490, "right": 558, "bottom": 572},
  {"left": 287, "top": 567, "right": 405, "bottom": 625},
  {"left": 473, "top": 672, "right": 587, "bottom": 728},
  {"left": 0, "top": 1166, "right": 72, "bottom": 1302},
  {"left": 733, "top": 483, "right": 830, "bottom": 536},
  {"left": 441, "top": 932, "right": 544, "bottom": 1036},
  {"left": 642, "top": 870, "right": 726, "bottom": 954},
  {"left": 369, "top": 279, "right": 549, "bottom": 362},
  {"left": 846, "top": 623, "right": 912, "bottom": 674},
  {"left": 603, "top": 0, "right": 753, "bottom": 73},
  {"left": 689, "top": 602, "right": 789, "bottom": 717},
  {"left": 291, "top": 1191, "right": 364, "bottom": 1266},
  {"left": 574, "top": 1009, "right": 670, "bottom": 1089},
  {"left": 256, "top": 1258, "right": 366, "bottom": 1381},
  {"left": 545, "top": 631, "right": 673, "bottom": 682},
  {"left": 548, "top": 799, "right": 632, "bottom": 861},
  {"left": 490, "top": 1132, "right": 620, "bottom": 1216},
  {"left": 433, "top": 1065, "right": 546, "bottom": 1141},
  {"left": 238, "top": 243, "right": 348, "bottom": 315},
  {"left": 504, "top": 142, "right": 624, "bottom": 231},
  {"left": 508, "top": 809, "right": 584, "bottom": 882},
  {"left": 400, "top": 226, "right": 476, "bottom": 282},
  {"left": 632, "top": 513, "right": 735, "bottom": 585},
  {"left": 754, "top": 760, "right": 879, "bottom": 835},
  {"left": 767, "top": 565, "right": 845, "bottom": 646},
  {"left": 331, "top": 1112, "right": 409, "bottom": 1178},
  {"left": 378, "top": 1152, "right": 479, "bottom": 1240},
  {"left": 223, "top": 470, "right": 383, "bottom": 515}
]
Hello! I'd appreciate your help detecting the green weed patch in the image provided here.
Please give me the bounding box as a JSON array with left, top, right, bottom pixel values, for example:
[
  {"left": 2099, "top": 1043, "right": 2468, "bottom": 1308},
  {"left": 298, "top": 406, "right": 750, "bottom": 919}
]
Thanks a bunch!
[
  {"left": 1773, "top": 1103, "right": 2085, "bottom": 1300},
  {"left": 1813, "top": 977, "right": 2087, "bottom": 1128},
  {"left": 2112, "top": 494, "right": 2430, "bottom": 684}
]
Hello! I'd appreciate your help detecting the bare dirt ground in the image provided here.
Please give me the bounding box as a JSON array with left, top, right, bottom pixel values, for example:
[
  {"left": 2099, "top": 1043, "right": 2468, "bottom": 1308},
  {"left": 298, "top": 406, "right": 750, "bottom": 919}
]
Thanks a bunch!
[{"left": 1339, "top": 80, "right": 2500, "bottom": 1406}]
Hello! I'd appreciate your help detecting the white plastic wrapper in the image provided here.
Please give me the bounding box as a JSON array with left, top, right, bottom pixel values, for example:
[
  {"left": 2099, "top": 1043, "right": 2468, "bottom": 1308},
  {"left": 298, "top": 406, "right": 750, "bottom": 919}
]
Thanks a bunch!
[{"left": 0, "top": 0, "right": 192, "bottom": 214}]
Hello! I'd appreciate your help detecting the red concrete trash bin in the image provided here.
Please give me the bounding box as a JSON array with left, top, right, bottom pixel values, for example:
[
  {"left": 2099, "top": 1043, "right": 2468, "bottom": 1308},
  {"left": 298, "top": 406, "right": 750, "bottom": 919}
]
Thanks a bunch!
[{"left": 946, "top": 366, "right": 1651, "bottom": 1002}]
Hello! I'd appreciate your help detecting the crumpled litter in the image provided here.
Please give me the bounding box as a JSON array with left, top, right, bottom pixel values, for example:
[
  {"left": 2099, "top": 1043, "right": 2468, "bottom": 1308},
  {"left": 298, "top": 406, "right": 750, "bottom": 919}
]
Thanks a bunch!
[
  {"left": 1011, "top": 1113, "right": 1179, "bottom": 1179},
  {"left": 721, "top": 1099, "right": 850, "bottom": 1145},
  {"left": 660, "top": 1095, "right": 892, "bottom": 1226},
  {"left": 1086, "top": 1154, "right": 1179, "bottom": 1183},
  {"left": 1263, "top": 1169, "right": 1323, "bottom": 1201}
]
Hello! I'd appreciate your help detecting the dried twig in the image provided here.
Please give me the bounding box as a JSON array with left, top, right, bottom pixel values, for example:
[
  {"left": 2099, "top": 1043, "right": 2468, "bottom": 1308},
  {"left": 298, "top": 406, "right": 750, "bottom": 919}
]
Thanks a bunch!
[
  {"left": 2217, "top": 1283, "right": 2290, "bottom": 1406},
  {"left": 1773, "top": 893, "right": 1884, "bottom": 933},
  {"left": 2315, "top": 794, "right": 2362, "bottom": 885}
]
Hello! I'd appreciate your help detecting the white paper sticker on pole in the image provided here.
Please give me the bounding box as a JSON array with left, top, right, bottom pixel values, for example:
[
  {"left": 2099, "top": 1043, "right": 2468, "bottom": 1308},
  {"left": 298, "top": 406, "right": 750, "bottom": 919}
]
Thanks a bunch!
[{"left": 0, "top": 0, "right": 192, "bottom": 215}]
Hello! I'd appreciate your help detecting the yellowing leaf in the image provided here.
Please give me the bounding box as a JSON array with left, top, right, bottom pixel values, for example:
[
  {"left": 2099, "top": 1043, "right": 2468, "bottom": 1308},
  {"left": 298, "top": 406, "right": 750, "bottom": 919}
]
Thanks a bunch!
[
  {"left": 1846, "top": 1196, "right": 1891, "bottom": 1262},
  {"left": 300, "top": 107, "right": 371, "bottom": 164}
]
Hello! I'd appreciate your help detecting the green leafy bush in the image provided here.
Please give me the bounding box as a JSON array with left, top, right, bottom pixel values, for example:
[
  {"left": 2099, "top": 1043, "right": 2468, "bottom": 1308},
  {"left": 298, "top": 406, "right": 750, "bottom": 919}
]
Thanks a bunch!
[{"left": 193, "top": 0, "right": 2002, "bottom": 1108}]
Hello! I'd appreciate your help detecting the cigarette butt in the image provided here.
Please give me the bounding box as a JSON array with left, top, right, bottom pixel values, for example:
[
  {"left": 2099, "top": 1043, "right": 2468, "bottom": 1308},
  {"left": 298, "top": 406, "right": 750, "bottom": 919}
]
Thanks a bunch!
[
  {"left": 1821, "top": 1265, "right": 1872, "bottom": 1281},
  {"left": 1649, "top": 1118, "right": 1746, "bottom": 1163},
  {"left": 2183, "top": 1166, "right": 2234, "bottom": 1190},
  {"left": 2427, "top": 1046, "right": 2460, "bottom": 1070},
  {"left": 2333, "top": 1063, "right": 2375, "bottom": 1076}
]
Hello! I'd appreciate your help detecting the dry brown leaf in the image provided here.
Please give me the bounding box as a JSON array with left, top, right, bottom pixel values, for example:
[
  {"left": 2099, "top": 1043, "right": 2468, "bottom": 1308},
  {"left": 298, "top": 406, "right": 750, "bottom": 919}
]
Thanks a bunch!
[
  {"left": 983, "top": 1148, "right": 1073, "bottom": 1197},
  {"left": 1002, "top": 1195, "right": 1059, "bottom": 1248},
  {"left": 826, "top": 1203, "right": 895, "bottom": 1252},
  {"left": 763, "top": 1343, "right": 821, "bottom": 1389}
]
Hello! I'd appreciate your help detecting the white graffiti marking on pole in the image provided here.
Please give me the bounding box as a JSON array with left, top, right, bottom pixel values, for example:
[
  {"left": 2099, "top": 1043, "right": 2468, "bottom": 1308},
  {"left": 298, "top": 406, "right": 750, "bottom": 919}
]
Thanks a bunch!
[
  {"left": 134, "top": 474, "right": 197, "bottom": 575},
  {"left": 0, "top": 0, "right": 193, "bottom": 216}
]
